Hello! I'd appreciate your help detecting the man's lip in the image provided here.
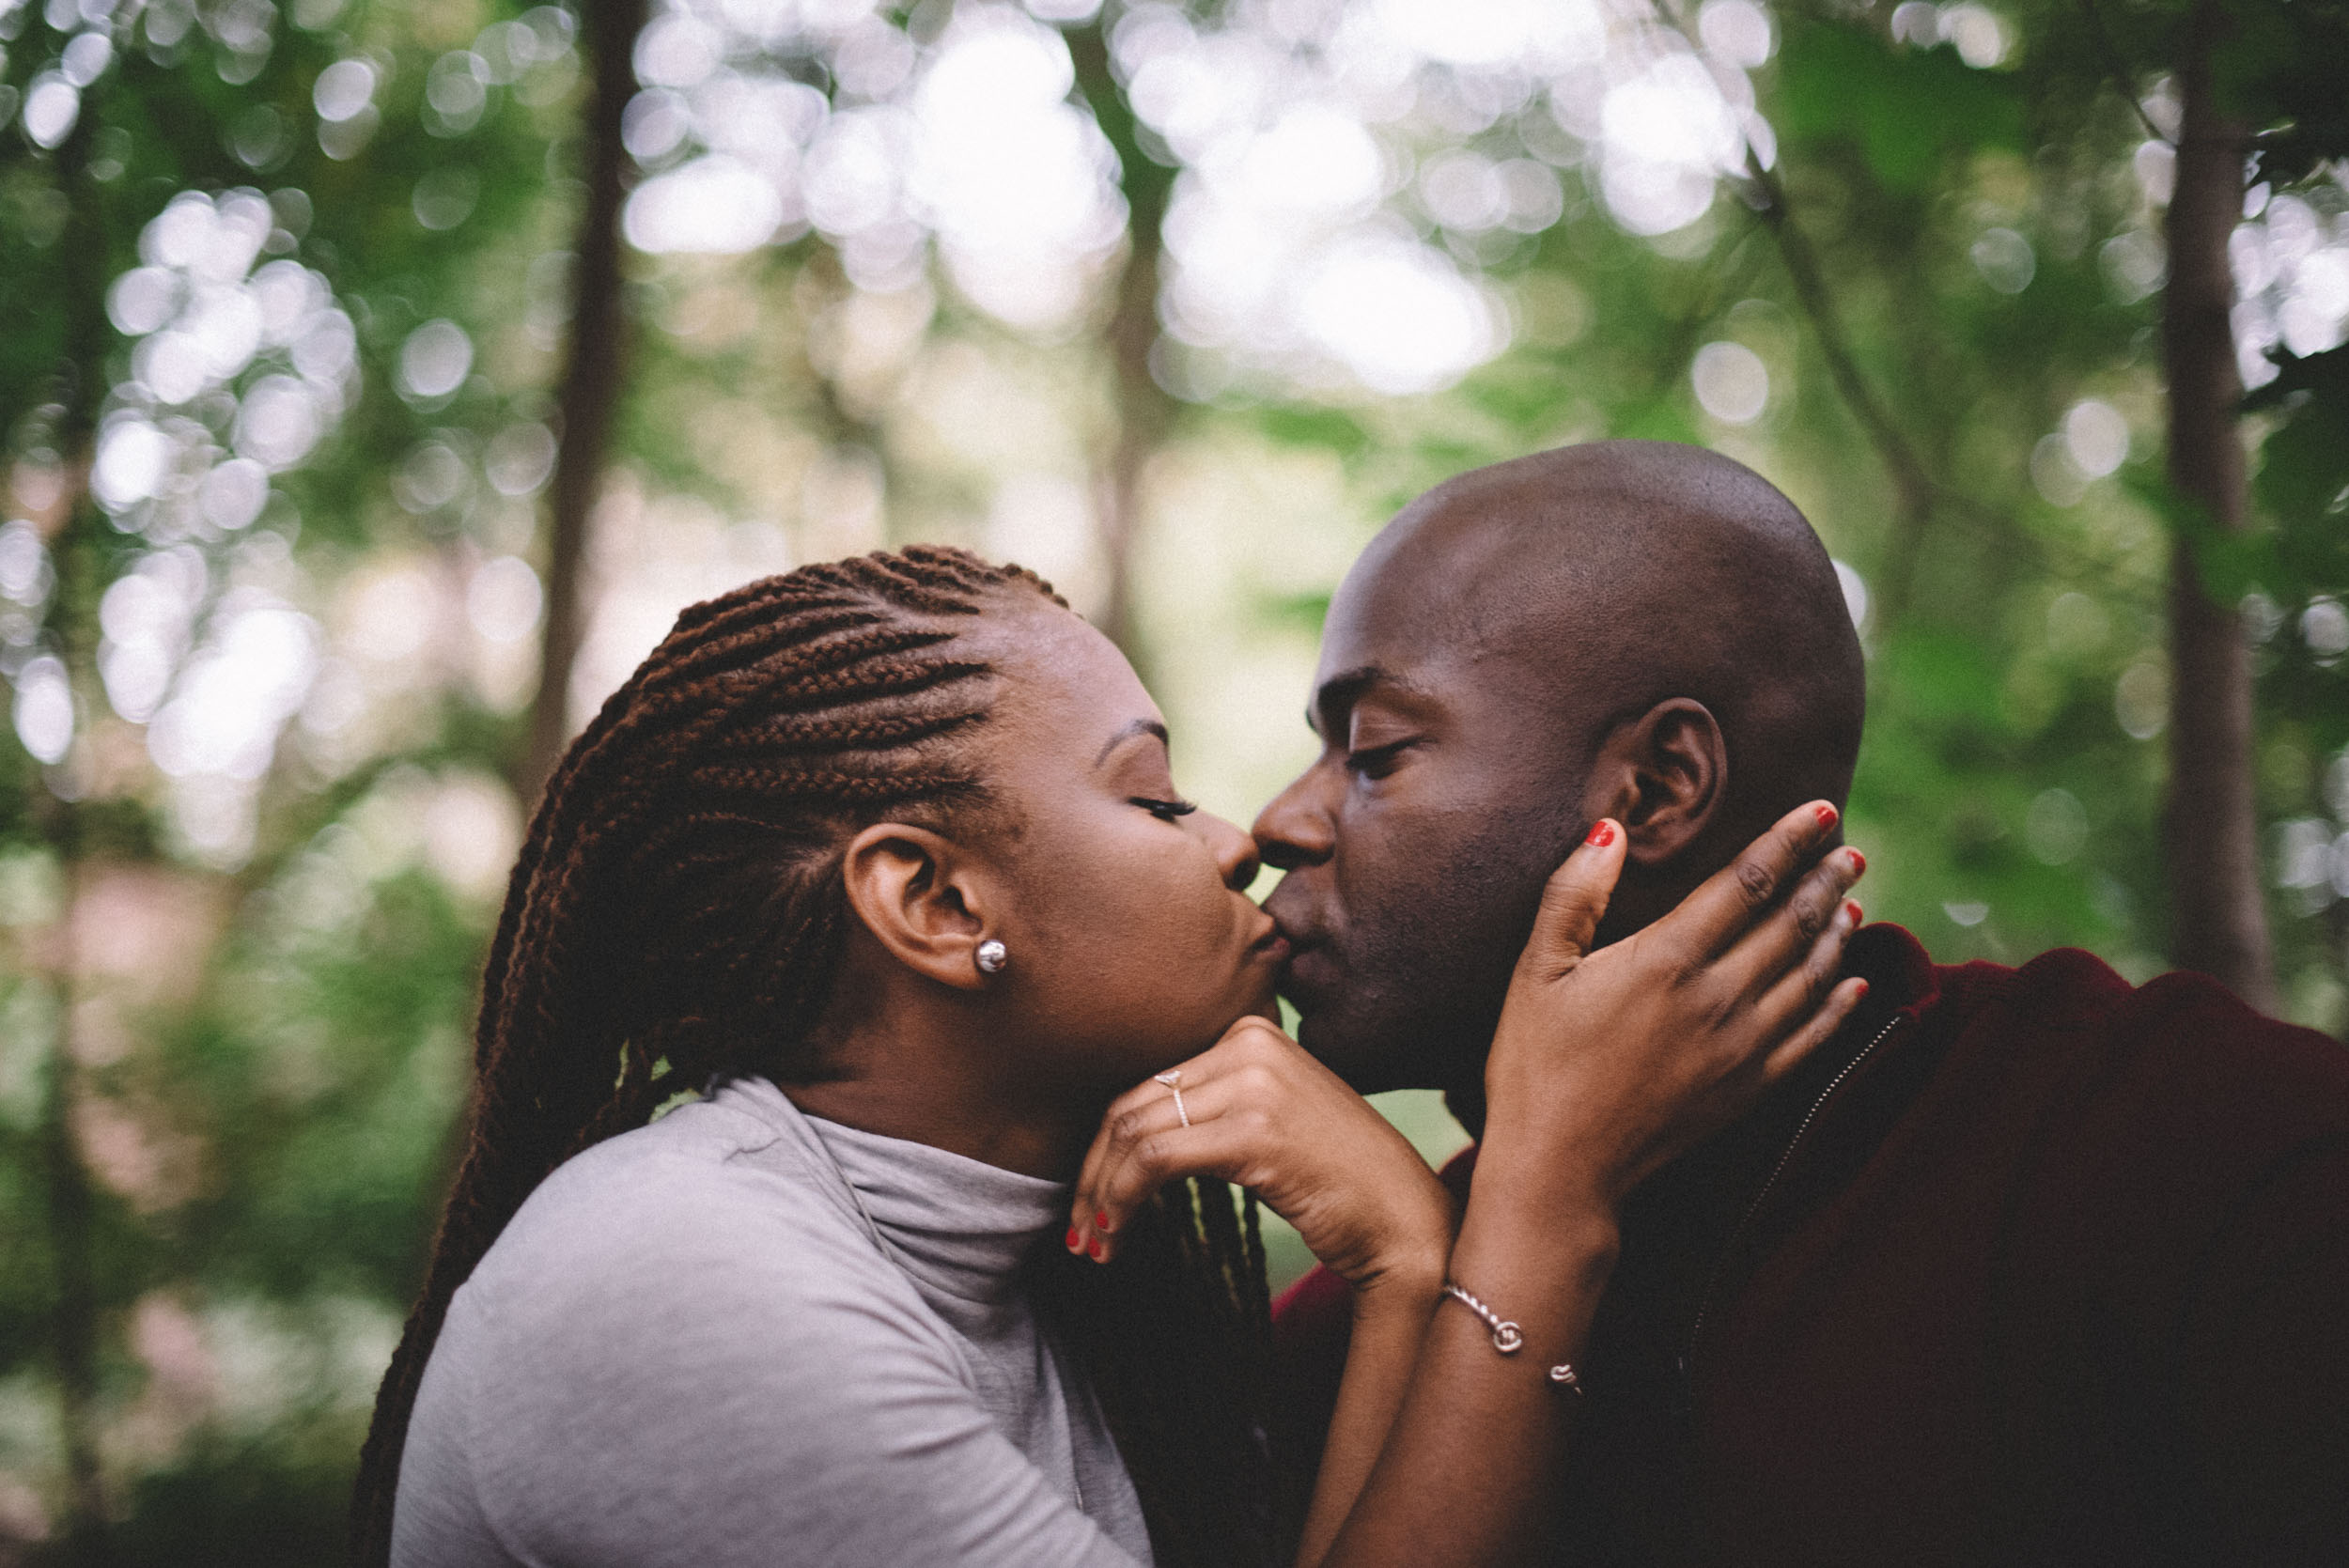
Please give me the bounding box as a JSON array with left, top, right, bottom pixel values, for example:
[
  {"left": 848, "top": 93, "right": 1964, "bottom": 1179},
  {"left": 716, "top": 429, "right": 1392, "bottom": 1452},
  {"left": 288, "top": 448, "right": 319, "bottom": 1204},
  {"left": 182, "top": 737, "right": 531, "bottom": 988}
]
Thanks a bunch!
[{"left": 1268, "top": 916, "right": 1318, "bottom": 954}]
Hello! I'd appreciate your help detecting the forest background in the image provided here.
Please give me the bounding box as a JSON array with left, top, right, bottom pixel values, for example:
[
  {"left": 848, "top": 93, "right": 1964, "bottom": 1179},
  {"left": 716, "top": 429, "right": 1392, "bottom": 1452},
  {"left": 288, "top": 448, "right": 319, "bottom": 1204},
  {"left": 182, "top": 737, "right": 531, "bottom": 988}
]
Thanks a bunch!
[{"left": 1, "top": 0, "right": 2345, "bottom": 1560}]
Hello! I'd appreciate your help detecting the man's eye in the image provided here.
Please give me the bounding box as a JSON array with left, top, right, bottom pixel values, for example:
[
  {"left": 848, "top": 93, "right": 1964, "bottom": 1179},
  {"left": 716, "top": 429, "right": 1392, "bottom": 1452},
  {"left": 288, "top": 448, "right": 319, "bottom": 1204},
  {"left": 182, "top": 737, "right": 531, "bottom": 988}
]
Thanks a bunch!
[
  {"left": 1345, "top": 741, "right": 1414, "bottom": 780},
  {"left": 1130, "top": 797, "right": 1198, "bottom": 823}
]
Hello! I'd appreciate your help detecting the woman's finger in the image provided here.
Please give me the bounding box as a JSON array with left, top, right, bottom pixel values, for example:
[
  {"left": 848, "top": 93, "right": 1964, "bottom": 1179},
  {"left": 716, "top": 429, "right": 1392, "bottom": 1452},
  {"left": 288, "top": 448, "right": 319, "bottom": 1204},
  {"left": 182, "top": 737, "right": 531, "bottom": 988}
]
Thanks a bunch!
[
  {"left": 1709, "top": 845, "right": 1866, "bottom": 1006},
  {"left": 1514, "top": 818, "right": 1627, "bottom": 984},
  {"left": 1075, "top": 1081, "right": 1190, "bottom": 1255},
  {"left": 1075, "top": 1037, "right": 1274, "bottom": 1251},
  {"left": 1757, "top": 973, "right": 1871, "bottom": 1086},
  {"left": 1068, "top": 1017, "right": 1284, "bottom": 1243},
  {"left": 1078, "top": 1077, "right": 1259, "bottom": 1262},
  {"left": 1744, "top": 894, "right": 1861, "bottom": 1042},
  {"left": 1650, "top": 800, "right": 1843, "bottom": 966},
  {"left": 1069, "top": 1075, "right": 1177, "bottom": 1243},
  {"left": 1086, "top": 1117, "right": 1288, "bottom": 1264}
]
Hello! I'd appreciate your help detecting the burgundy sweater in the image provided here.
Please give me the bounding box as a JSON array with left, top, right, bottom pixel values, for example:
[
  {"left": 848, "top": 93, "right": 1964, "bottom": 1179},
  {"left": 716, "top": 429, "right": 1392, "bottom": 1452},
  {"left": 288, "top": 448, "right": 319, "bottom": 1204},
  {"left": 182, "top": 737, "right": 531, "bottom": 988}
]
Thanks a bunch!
[{"left": 1270, "top": 924, "right": 2349, "bottom": 1565}]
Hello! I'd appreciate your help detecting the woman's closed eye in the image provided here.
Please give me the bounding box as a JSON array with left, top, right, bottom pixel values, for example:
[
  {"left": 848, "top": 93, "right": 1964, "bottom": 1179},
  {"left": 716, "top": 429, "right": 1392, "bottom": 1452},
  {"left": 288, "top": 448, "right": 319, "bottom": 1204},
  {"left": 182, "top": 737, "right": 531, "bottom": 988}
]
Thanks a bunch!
[{"left": 1130, "top": 796, "right": 1198, "bottom": 823}]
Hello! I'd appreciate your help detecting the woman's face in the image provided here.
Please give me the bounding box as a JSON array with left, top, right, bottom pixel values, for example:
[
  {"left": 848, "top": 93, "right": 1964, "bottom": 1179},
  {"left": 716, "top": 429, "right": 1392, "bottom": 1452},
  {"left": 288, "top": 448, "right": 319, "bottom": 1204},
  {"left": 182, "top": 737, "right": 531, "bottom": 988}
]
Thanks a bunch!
[{"left": 967, "top": 604, "right": 1285, "bottom": 1094}]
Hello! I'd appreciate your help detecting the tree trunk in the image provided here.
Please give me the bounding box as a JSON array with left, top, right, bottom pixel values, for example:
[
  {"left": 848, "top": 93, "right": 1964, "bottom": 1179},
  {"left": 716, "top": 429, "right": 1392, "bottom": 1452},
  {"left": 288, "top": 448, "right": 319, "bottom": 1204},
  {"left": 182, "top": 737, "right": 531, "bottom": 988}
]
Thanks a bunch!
[
  {"left": 35, "top": 74, "right": 115, "bottom": 1568},
  {"left": 1068, "top": 23, "right": 1176, "bottom": 670},
  {"left": 522, "top": 0, "right": 650, "bottom": 800},
  {"left": 39, "top": 861, "right": 108, "bottom": 1568},
  {"left": 1094, "top": 223, "right": 1173, "bottom": 666},
  {"left": 2160, "top": 1, "right": 2277, "bottom": 1011}
]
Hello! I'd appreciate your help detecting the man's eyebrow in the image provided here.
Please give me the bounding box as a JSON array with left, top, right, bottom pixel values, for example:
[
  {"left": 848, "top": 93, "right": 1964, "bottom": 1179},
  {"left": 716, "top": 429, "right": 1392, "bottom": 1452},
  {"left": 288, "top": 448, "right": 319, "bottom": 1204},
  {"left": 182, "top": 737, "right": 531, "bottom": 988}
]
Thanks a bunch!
[
  {"left": 1309, "top": 665, "right": 1389, "bottom": 738},
  {"left": 1094, "top": 718, "right": 1170, "bottom": 769}
]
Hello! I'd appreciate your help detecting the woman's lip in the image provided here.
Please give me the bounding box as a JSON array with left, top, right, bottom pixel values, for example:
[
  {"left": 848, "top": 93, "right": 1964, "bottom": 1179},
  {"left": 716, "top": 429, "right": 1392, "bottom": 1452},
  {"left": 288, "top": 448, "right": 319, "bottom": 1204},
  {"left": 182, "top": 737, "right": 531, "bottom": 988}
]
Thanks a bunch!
[{"left": 1250, "top": 928, "right": 1292, "bottom": 963}]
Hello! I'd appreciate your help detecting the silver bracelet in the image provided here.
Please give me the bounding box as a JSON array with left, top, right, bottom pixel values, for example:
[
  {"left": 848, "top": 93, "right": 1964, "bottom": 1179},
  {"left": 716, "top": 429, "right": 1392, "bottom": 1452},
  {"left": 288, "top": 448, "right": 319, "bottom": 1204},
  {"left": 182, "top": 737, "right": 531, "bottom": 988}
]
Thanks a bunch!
[{"left": 1441, "top": 1281, "right": 1584, "bottom": 1395}]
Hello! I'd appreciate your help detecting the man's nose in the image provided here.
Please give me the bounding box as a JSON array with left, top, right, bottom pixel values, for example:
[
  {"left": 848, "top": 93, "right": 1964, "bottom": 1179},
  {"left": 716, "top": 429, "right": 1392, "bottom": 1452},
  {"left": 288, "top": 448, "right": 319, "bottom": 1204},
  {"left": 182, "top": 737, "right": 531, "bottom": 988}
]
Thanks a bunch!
[{"left": 1252, "top": 766, "right": 1334, "bottom": 872}]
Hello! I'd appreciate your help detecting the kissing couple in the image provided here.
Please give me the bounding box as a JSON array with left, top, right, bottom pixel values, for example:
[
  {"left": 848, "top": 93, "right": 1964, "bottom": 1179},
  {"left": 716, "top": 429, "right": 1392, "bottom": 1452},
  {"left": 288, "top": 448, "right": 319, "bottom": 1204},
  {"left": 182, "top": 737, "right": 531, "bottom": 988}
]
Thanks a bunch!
[{"left": 358, "top": 442, "right": 2349, "bottom": 1567}]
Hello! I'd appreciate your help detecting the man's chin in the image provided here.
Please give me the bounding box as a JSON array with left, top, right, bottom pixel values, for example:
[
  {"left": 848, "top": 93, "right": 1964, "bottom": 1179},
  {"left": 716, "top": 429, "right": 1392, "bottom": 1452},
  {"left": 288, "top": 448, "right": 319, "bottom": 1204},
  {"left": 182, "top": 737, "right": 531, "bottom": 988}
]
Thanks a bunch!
[
  {"left": 1282, "top": 977, "right": 1491, "bottom": 1099},
  {"left": 1283, "top": 994, "right": 1415, "bottom": 1095}
]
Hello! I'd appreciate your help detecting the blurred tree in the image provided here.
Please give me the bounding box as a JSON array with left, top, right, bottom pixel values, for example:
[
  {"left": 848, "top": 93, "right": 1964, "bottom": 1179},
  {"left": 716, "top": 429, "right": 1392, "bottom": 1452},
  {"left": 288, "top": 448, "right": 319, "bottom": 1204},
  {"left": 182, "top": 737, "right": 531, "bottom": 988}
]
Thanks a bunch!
[
  {"left": 521, "top": 0, "right": 645, "bottom": 799},
  {"left": 2158, "top": 0, "right": 2272, "bottom": 1006},
  {"left": 1069, "top": 17, "right": 1175, "bottom": 667},
  {"left": 2, "top": 0, "right": 580, "bottom": 1556}
]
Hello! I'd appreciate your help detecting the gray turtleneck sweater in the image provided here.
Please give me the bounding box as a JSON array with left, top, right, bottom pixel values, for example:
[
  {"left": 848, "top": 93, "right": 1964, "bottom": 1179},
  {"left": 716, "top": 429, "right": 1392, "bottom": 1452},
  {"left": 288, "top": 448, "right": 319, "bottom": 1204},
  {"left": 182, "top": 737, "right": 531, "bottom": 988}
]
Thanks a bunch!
[{"left": 391, "top": 1077, "right": 1153, "bottom": 1568}]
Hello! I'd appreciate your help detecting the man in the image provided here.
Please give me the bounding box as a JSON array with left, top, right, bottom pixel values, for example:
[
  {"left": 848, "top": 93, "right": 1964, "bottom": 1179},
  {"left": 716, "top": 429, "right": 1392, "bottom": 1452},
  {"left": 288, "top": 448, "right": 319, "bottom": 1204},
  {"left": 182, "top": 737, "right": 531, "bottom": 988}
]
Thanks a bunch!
[{"left": 1256, "top": 441, "right": 2349, "bottom": 1564}]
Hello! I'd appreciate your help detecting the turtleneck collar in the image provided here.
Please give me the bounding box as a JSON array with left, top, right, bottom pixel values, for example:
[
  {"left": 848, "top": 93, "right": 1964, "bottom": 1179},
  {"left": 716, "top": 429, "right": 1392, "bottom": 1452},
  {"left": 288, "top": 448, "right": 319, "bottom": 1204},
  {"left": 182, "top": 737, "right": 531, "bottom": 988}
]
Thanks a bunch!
[{"left": 709, "top": 1077, "right": 1070, "bottom": 1308}]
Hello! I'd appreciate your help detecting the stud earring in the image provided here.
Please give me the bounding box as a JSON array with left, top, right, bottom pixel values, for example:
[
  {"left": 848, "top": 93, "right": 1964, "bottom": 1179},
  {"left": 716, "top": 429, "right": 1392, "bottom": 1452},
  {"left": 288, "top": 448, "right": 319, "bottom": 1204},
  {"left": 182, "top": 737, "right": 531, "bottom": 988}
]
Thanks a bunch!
[{"left": 975, "top": 939, "right": 1008, "bottom": 975}]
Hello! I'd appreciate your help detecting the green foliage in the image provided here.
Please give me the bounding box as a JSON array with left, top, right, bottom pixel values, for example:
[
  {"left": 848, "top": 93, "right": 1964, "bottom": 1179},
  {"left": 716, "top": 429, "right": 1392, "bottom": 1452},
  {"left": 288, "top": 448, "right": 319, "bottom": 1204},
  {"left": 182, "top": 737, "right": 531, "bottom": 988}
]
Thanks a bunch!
[
  {"left": 2248, "top": 347, "right": 2349, "bottom": 580},
  {"left": 2217, "top": 0, "right": 2349, "bottom": 183},
  {"left": 1777, "top": 19, "right": 2027, "bottom": 193}
]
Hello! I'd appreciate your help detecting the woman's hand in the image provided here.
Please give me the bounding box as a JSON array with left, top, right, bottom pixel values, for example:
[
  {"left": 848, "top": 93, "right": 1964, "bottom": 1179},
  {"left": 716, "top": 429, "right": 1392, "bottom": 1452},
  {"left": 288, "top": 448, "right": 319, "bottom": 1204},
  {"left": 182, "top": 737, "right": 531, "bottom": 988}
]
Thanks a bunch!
[
  {"left": 1479, "top": 800, "right": 1870, "bottom": 1211},
  {"left": 1066, "top": 1017, "right": 1454, "bottom": 1299}
]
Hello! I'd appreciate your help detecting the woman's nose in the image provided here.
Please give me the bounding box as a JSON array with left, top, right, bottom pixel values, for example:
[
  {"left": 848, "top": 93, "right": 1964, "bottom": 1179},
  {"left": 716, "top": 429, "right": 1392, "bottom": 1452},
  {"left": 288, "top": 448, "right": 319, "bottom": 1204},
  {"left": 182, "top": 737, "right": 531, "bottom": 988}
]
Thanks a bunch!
[{"left": 1200, "top": 811, "right": 1262, "bottom": 892}]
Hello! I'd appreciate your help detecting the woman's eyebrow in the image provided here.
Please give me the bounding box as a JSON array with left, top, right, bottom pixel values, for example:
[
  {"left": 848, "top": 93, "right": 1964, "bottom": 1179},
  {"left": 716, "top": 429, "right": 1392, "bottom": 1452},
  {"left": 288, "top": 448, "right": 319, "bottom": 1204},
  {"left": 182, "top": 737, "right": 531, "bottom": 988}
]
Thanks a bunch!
[{"left": 1094, "top": 718, "right": 1170, "bottom": 769}]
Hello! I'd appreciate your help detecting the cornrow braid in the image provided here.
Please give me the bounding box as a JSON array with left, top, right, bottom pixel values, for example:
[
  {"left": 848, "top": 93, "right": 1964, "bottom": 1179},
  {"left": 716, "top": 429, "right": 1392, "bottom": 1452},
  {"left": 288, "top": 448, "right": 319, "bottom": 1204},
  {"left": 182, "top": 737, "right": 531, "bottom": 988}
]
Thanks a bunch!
[
  {"left": 351, "top": 546, "right": 1277, "bottom": 1568},
  {"left": 1031, "top": 1178, "right": 1282, "bottom": 1568}
]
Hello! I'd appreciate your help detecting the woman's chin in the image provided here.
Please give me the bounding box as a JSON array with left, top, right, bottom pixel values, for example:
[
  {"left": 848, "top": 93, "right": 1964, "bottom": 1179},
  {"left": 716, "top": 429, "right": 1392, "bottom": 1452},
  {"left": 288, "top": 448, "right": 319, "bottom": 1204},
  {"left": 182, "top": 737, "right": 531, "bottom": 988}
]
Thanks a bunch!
[{"left": 1233, "top": 970, "right": 1281, "bottom": 1027}]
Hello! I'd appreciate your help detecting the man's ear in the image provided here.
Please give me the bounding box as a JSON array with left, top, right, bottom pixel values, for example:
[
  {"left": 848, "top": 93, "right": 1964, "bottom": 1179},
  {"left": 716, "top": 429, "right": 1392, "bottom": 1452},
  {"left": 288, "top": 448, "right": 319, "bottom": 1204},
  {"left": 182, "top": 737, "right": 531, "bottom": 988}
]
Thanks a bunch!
[
  {"left": 1581, "top": 699, "right": 1727, "bottom": 868},
  {"left": 840, "top": 822, "right": 995, "bottom": 991}
]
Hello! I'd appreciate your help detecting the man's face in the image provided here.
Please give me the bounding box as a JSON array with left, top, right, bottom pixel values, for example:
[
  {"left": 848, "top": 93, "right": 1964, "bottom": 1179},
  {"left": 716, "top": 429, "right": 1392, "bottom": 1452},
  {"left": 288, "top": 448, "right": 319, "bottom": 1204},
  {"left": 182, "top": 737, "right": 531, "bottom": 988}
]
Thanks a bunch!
[{"left": 1252, "top": 546, "right": 1593, "bottom": 1097}]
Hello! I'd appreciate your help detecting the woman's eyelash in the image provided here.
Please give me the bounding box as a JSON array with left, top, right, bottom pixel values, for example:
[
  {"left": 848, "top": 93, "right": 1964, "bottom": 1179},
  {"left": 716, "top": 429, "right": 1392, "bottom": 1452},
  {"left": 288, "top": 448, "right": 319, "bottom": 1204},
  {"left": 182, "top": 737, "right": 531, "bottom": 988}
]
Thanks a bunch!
[{"left": 1130, "top": 797, "right": 1198, "bottom": 822}]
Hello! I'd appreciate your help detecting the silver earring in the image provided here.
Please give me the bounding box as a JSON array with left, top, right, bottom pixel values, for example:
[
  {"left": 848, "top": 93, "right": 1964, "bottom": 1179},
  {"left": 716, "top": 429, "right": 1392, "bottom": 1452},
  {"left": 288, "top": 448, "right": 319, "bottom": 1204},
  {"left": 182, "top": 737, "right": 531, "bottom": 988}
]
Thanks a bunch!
[{"left": 975, "top": 939, "right": 1008, "bottom": 975}]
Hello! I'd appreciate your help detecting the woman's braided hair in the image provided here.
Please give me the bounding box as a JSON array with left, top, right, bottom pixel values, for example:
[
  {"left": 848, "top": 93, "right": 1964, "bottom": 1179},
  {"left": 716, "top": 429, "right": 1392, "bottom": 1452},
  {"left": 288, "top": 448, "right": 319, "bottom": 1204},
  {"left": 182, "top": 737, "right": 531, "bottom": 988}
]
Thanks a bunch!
[{"left": 351, "top": 546, "right": 1280, "bottom": 1567}]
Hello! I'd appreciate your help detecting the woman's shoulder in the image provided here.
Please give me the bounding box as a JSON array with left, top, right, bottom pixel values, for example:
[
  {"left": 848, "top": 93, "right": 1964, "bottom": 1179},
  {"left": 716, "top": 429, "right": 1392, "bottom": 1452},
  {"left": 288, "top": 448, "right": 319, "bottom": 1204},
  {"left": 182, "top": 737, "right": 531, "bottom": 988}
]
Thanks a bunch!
[
  {"left": 402, "top": 1086, "right": 1096, "bottom": 1568},
  {"left": 462, "top": 1080, "right": 912, "bottom": 1330}
]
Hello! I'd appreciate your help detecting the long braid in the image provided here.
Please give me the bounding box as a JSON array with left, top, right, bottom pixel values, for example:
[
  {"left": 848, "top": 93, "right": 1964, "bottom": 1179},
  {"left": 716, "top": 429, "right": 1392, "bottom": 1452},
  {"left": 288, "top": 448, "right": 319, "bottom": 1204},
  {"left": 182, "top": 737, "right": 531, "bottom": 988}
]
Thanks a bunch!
[
  {"left": 1032, "top": 1180, "right": 1283, "bottom": 1567},
  {"left": 351, "top": 547, "right": 1275, "bottom": 1568}
]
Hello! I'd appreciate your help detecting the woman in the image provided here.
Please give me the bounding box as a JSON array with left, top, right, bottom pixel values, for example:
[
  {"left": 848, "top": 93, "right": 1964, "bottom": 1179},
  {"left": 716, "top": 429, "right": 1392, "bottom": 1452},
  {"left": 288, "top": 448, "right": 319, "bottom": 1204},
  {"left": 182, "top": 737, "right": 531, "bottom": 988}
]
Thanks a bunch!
[{"left": 355, "top": 546, "right": 1864, "bottom": 1567}]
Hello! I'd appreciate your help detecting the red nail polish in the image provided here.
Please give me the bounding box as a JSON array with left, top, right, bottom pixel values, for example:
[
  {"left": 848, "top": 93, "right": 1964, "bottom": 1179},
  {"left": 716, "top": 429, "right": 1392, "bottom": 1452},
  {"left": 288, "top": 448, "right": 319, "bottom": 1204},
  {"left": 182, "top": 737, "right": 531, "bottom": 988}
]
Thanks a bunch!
[
  {"left": 1088, "top": 1239, "right": 1105, "bottom": 1261},
  {"left": 1066, "top": 1226, "right": 1081, "bottom": 1251},
  {"left": 1845, "top": 900, "right": 1863, "bottom": 926},
  {"left": 1095, "top": 1210, "right": 1111, "bottom": 1232},
  {"left": 1814, "top": 802, "right": 1840, "bottom": 830},
  {"left": 1585, "top": 820, "right": 1616, "bottom": 847},
  {"left": 1846, "top": 847, "right": 1866, "bottom": 876},
  {"left": 1853, "top": 978, "right": 1870, "bottom": 1000}
]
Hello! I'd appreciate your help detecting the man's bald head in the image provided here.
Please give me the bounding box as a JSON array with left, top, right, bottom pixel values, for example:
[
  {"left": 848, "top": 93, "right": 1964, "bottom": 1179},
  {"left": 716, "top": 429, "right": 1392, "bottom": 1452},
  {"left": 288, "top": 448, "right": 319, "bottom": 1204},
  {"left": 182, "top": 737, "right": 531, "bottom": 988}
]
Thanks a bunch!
[
  {"left": 1255, "top": 440, "right": 1865, "bottom": 1100},
  {"left": 1364, "top": 440, "right": 1864, "bottom": 851}
]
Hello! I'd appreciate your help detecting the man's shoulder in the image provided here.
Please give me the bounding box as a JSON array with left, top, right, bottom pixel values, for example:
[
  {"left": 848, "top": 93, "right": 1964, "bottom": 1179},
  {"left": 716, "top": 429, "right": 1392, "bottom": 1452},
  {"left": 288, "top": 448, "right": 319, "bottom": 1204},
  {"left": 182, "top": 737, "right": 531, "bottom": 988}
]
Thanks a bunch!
[
  {"left": 1896, "top": 933, "right": 2349, "bottom": 1239},
  {"left": 1926, "top": 938, "right": 2349, "bottom": 1122}
]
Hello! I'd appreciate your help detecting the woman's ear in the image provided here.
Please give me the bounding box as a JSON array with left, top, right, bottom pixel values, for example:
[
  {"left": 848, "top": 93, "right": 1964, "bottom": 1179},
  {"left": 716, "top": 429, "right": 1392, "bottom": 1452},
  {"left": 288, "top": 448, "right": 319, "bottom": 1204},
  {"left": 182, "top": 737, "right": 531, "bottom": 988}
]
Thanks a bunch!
[
  {"left": 840, "top": 822, "right": 996, "bottom": 991},
  {"left": 1581, "top": 699, "right": 1727, "bottom": 868}
]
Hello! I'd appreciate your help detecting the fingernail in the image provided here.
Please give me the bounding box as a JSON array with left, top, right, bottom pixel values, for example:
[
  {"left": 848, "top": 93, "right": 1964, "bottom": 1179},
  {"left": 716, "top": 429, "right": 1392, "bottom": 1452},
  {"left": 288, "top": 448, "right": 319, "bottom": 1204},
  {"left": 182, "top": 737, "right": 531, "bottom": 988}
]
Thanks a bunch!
[
  {"left": 1845, "top": 847, "right": 1866, "bottom": 877},
  {"left": 1095, "top": 1210, "right": 1111, "bottom": 1233},
  {"left": 1066, "top": 1226, "right": 1081, "bottom": 1251},
  {"left": 1585, "top": 820, "right": 1617, "bottom": 847},
  {"left": 1088, "top": 1239, "right": 1105, "bottom": 1262},
  {"left": 1813, "top": 802, "right": 1839, "bottom": 831},
  {"left": 1853, "top": 978, "right": 1870, "bottom": 1000},
  {"left": 1844, "top": 900, "right": 1862, "bottom": 926}
]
